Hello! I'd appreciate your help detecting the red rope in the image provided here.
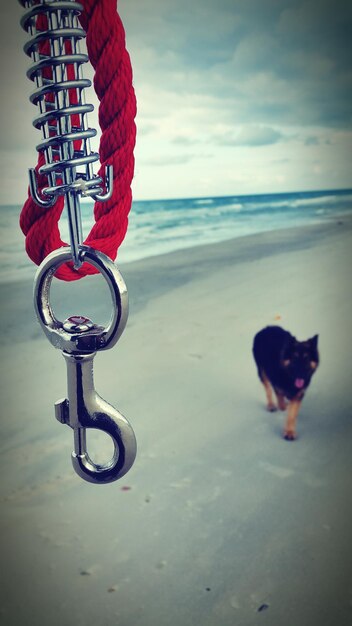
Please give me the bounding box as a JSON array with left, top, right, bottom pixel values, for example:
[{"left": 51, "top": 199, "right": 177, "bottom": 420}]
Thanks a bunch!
[{"left": 20, "top": 0, "right": 137, "bottom": 281}]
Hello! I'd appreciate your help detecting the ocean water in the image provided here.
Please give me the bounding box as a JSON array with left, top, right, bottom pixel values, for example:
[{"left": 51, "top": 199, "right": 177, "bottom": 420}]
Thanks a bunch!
[{"left": 1, "top": 188, "right": 351, "bottom": 284}]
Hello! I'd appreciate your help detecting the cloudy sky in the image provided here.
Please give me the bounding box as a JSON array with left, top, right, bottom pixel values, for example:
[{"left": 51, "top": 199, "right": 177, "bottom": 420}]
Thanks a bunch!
[{"left": 1, "top": 0, "right": 351, "bottom": 202}]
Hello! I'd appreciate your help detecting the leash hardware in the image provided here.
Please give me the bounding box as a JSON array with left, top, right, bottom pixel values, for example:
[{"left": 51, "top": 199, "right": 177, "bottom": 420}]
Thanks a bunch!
[
  {"left": 33, "top": 246, "right": 137, "bottom": 484},
  {"left": 20, "top": 0, "right": 113, "bottom": 269}
]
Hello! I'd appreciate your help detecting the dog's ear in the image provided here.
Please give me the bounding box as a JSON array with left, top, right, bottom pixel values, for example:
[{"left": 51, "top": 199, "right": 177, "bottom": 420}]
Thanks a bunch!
[
  {"left": 309, "top": 334, "right": 319, "bottom": 349},
  {"left": 308, "top": 335, "right": 319, "bottom": 369}
]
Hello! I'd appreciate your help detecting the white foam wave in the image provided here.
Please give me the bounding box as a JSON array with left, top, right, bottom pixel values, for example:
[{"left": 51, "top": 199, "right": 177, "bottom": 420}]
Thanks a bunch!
[{"left": 194, "top": 198, "right": 214, "bottom": 205}]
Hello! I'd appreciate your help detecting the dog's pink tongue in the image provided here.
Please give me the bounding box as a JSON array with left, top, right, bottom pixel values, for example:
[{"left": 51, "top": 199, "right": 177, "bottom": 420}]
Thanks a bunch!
[{"left": 295, "top": 378, "right": 305, "bottom": 389}]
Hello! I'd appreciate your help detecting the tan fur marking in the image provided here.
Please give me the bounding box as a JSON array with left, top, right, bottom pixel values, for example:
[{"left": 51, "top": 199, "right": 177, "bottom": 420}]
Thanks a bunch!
[
  {"left": 274, "top": 389, "right": 287, "bottom": 411},
  {"left": 284, "top": 399, "right": 302, "bottom": 440}
]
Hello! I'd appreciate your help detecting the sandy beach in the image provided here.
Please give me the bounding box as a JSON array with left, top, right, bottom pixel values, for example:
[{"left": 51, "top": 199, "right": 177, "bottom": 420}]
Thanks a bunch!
[{"left": 0, "top": 217, "right": 351, "bottom": 626}]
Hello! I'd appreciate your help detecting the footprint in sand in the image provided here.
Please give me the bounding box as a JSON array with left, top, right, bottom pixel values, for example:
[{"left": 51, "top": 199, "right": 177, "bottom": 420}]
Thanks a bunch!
[
  {"left": 259, "top": 461, "right": 294, "bottom": 479},
  {"left": 79, "top": 564, "right": 100, "bottom": 576},
  {"left": 230, "top": 595, "right": 240, "bottom": 609}
]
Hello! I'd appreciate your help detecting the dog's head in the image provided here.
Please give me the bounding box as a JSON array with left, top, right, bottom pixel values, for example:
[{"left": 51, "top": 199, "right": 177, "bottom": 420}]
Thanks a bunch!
[{"left": 281, "top": 334, "right": 319, "bottom": 390}]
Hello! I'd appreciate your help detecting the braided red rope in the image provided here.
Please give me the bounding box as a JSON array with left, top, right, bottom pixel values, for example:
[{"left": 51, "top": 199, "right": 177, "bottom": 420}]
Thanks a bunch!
[{"left": 20, "top": 0, "right": 136, "bottom": 281}]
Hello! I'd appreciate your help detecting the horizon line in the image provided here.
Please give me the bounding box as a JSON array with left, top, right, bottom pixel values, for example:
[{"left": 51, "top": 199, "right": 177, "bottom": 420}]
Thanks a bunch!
[{"left": 5, "top": 186, "right": 352, "bottom": 207}]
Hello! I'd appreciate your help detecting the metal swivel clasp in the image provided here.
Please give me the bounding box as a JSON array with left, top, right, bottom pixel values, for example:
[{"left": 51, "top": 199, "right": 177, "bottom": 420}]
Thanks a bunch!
[{"left": 33, "top": 246, "right": 137, "bottom": 484}]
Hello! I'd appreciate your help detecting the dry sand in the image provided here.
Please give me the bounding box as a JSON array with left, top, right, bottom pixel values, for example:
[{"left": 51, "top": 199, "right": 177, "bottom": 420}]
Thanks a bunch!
[{"left": 0, "top": 218, "right": 351, "bottom": 626}]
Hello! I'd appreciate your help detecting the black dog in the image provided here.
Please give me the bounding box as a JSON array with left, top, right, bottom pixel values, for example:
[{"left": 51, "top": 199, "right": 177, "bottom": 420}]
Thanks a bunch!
[{"left": 253, "top": 326, "right": 319, "bottom": 440}]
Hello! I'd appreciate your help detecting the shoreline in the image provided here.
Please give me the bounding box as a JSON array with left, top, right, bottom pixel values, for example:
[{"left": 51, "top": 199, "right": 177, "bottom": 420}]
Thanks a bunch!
[{"left": 1, "top": 215, "right": 351, "bottom": 347}]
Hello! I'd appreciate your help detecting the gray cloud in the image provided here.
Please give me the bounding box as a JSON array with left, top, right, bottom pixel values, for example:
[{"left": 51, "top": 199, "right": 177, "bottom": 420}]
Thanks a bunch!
[
  {"left": 122, "top": 0, "right": 352, "bottom": 130},
  {"left": 214, "top": 125, "right": 283, "bottom": 147},
  {"left": 141, "top": 152, "right": 212, "bottom": 166},
  {"left": 138, "top": 123, "right": 159, "bottom": 137},
  {"left": 171, "top": 136, "right": 200, "bottom": 146},
  {"left": 304, "top": 136, "right": 319, "bottom": 146},
  {"left": 141, "top": 154, "right": 196, "bottom": 166}
]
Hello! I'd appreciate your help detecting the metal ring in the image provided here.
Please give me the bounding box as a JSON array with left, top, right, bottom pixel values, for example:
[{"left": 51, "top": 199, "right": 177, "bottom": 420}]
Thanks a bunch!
[{"left": 34, "top": 246, "right": 129, "bottom": 353}]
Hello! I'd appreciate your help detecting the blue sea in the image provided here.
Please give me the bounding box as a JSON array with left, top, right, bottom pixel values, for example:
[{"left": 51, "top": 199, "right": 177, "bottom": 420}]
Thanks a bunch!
[{"left": 1, "top": 188, "right": 351, "bottom": 284}]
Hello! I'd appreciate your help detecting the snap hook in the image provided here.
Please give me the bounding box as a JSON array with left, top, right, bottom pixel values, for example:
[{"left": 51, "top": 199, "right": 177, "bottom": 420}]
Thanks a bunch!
[
  {"left": 55, "top": 351, "right": 136, "bottom": 484},
  {"left": 33, "top": 246, "right": 137, "bottom": 484}
]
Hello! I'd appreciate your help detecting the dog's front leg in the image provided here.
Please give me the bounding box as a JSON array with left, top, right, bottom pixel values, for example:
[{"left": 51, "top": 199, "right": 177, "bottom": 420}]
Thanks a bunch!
[
  {"left": 261, "top": 373, "right": 277, "bottom": 412},
  {"left": 274, "top": 388, "right": 287, "bottom": 411},
  {"left": 283, "top": 397, "right": 303, "bottom": 440}
]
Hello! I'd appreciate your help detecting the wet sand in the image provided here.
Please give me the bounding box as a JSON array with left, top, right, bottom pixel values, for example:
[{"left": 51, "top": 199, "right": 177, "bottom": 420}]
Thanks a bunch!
[{"left": 0, "top": 218, "right": 351, "bottom": 626}]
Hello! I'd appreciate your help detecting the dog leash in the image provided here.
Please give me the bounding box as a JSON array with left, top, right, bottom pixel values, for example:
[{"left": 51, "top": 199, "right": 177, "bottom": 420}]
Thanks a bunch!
[{"left": 19, "top": 0, "right": 137, "bottom": 483}]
